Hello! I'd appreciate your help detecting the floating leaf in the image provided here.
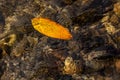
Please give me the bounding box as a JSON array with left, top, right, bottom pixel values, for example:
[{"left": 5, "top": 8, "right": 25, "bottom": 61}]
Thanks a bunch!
[{"left": 31, "top": 17, "right": 72, "bottom": 40}]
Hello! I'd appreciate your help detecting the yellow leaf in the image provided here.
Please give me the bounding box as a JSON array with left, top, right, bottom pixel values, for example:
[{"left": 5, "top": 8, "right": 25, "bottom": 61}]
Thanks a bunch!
[{"left": 31, "top": 17, "right": 72, "bottom": 40}]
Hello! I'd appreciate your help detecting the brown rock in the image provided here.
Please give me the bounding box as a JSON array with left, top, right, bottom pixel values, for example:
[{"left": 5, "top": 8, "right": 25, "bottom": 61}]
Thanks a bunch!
[
  {"left": 115, "top": 59, "right": 120, "bottom": 72},
  {"left": 114, "top": 2, "right": 120, "bottom": 17}
]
